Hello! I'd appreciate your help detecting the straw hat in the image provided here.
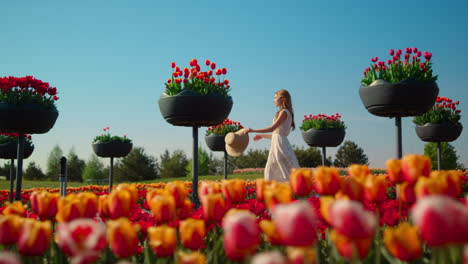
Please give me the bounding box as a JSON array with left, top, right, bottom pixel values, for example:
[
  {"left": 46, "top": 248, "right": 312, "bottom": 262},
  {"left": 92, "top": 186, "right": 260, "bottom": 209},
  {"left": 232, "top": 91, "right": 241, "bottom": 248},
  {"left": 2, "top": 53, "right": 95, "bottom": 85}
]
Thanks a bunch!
[{"left": 225, "top": 129, "right": 249, "bottom": 157}]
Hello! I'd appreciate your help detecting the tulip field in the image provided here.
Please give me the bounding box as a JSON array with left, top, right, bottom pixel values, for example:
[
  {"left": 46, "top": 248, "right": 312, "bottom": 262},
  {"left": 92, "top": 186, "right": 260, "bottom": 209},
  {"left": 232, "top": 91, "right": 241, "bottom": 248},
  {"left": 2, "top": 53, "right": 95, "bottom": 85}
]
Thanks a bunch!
[{"left": 1, "top": 154, "right": 468, "bottom": 264}]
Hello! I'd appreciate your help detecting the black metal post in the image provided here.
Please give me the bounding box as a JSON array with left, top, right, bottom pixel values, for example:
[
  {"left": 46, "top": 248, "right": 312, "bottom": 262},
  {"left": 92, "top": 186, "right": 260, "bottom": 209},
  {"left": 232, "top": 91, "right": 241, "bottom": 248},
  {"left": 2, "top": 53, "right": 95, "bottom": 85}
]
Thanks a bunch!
[
  {"left": 15, "top": 133, "right": 25, "bottom": 201},
  {"left": 437, "top": 142, "right": 442, "bottom": 170},
  {"left": 109, "top": 157, "right": 114, "bottom": 192},
  {"left": 321, "top": 147, "right": 326, "bottom": 166},
  {"left": 9, "top": 159, "right": 14, "bottom": 202},
  {"left": 192, "top": 126, "right": 199, "bottom": 206},
  {"left": 223, "top": 150, "right": 228, "bottom": 180},
  {"left": 395, "top": 117, "right": 402, "bottom": 159},
  {"left": 60, "top": 157, "right": 67, "bottom": 197}
]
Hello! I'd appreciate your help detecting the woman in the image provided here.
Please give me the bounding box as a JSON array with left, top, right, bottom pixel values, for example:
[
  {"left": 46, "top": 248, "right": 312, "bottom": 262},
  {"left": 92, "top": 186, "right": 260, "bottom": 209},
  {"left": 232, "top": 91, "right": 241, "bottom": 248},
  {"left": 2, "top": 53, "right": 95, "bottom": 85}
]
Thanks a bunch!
[{"left": 245, "top": 89, "right": 300, "bottom": 182}]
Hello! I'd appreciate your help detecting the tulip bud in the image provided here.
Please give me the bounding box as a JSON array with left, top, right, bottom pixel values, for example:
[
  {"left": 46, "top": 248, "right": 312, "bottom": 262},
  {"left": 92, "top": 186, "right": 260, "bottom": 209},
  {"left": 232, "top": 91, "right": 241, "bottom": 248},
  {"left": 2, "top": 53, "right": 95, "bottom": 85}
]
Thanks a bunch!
[
  {"left": 383, "top": 222, "right": 422, "bottom": 261},
  {"left": 107, "top": 189, "right": 133, "bottom": 219},
  {"left": 363, "top": 174, "right": 388, "bottom": 203},
  {"left": 18, "top": 219, "right": 53, "bottom": 256},
  {"left": 401, "top": 154, "right": 431, "bottom": 184},
  {"left": 347, "top": 164, "right": 370, "bottom": 182},
  {"left": 386, "top": 159, "right": 405, "bottom": 184},
  {"left": 115, "top": 183, "right": 138, "bottom": 204},
  {"left": 149, "top": 193, "right": 176, "bottom": 224},
  {"left": 176, "top": 251, "right": 206, "bottom": 264},
  {"left": 165, "top": 181, "right": 189, "bottom": 208},
  {"left": 148, "top": 225, "right": 177, "bottom": 257},
  {"left": 286, "top": 247, "right": 317, "bottom": 264},
  {"left": 338, "top": 176, "right": 364, "bottom": 201},
  {"left": 290, "top": 168, "right": 314, "bottom": 197},
  {"left": 201, "top": 193, "right": 226, "bottom": 222},
  {"left": 0, "top": 215, "right": 22, "bottom": 245},
  {"left": 330, "top": 230, "right": 373, "bottom": 260},
  {"left": 251, "top": 251, "right": 287, "bottom": 264},
  {"left": 107, "top": 218, "right": 141, "bottom": 258},
  {"left": 329, "top": 199, "right": 376, "bottom": 239},
  {"left": 57, "top": 194, "right": 83, "bottom": 222},
  {"left": 179, "top": 218, "right": 206, "bottom": 250},
  {"left": 223, "top": 210, "right": 260, "bottom": 261},
  {"left": 30, "top": 191, "right": 59, "bottom": 219},
  {"left": 222, "top": 179, "right": 247, "bottom": 204},
  {"left": 272, "top": 201, "right": 317, "bottom": 246},
  {"left": 313, "top": 167, "right": 341, "bottom": 196}
]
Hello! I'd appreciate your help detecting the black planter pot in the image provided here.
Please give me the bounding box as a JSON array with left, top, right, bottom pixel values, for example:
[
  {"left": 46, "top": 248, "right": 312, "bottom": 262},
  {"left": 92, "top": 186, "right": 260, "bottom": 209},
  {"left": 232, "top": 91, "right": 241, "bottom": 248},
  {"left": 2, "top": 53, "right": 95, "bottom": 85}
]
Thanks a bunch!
[
  {"left": 415, "top": 122, "right": 463, "bottom": 142},
  {"left": 302, "top": 128, "right": 346, "bottom": 147},
  {"left": 92, "top": 141, "right": 133, "bottom": 158},
  {"left": 359, "top": 78, "right": 439, "bottom": 117},
  {"left": 0, "top": 141, "right": 34, "bottom": 159},
  {"left": 0, "top": 103, "right": 59, "bottom": 134},
  {"left": 158, "top": 91, "right": 233, "bottom": 127},
  {"left": 205, "top": 134, "right": 227, "bottom": 152}
]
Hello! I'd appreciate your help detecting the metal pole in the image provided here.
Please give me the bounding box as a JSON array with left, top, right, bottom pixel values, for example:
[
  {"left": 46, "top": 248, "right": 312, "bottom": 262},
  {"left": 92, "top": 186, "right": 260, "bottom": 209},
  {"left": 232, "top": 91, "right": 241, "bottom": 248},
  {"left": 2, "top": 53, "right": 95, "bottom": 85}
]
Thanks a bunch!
[
  {"left": 15, "top": 133, "right": 25, "bottom": 201},
  {"left": 60, "top": 157, "right": 67, "bottom": 197},
  {"left": 192, "top": 126, "right": 199, "bottom": 206},
  {"left": 395, "top": 117, "right": 402, "bottom": 159},
  {"left": 223, "top": 150, "right": 228, "bottom": 180},
  {"left": 321, "top": 147, "right": 326, "bottom": 166},
  {"left": 437, "top": 142, "right": 442, "bottom": 170},
  {"left": 109, "top": 157, "right": 114, "bottom": 192},
  {"left": 9, "top": 159, "right": 14, "bottom": 202}
]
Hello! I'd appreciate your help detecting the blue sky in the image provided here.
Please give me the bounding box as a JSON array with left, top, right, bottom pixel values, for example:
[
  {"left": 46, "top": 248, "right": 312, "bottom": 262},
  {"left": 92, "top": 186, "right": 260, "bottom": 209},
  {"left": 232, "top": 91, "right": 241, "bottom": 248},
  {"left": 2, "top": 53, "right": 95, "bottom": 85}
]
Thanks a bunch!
[{"left": 1, "top": 0, "right": 467, "bottom": 172}]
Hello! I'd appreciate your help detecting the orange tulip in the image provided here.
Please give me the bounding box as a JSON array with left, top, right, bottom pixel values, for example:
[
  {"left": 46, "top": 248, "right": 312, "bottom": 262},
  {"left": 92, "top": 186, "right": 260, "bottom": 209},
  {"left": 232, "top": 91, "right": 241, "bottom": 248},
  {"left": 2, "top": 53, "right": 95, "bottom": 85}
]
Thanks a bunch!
[
  {"left": 401, "top": 154, "right": 431, "bottom": 184},
  {"left": 177, "top": 199, "right": 193, "bottom": 220},
  {"left": 30, "top": 191, "right": 59, "bottom": 219},
  {"left": 198, "top": 181, "right": 221, "bottom": 200},
  {"left": 264, "top": 183, "right": 292, "bottom": 210},
  {"left": 179, "top": 218, "right": 206, "bottom": 250},
  {"left": 363, "top": 174, "right": 387, "bottom": 203},
  {"left": 78, "top": 192, "right": 99, "bottom": 218},
  {"left": 330, "top": 230, "right": 373, "bottom": 260},
  {"left": 397, "top": 182, "right": 416, "bottom": 204},
  {"left": 165, "top": 181, "right": 189, "bottom": 208},
  {"left": 18, "top": 219, "right": 53, "bottom": 256},
  {"left": 107, "top": 217, "right": 141, "bottom": 258},
  {"left": 255, "top": 179, "right": 273, "bottom": 202},
  {"left": 286, "top": 247, "right": 317, "bottom": 264},
  {"left": 338, "top": 176, "right": 363, "bottom": 201},
  {"left": 272, "top": 201, "right": 317, "bottom": 246},
  {"left": 259, "top": 220, "right": 282, "bottom": 245},
  {"left": 429, "top": 170, "right": 463, "bottom": 198},
  {"left": 347, "top": 164, "right": 370, "bottom": 182},
  {"left": 176, "top": 251, "right": 206, "bottom": 264},
  {"left": 386, "top": 159, "right": 405, "bottom": 184},
  {"left": 1, "top": 201, "right": 26, "bottom": 217},
  {"left": 414, "top": 176, "right": 446, "bottom": 198},
  {"left": 148, "top": 193, "right": 176, "bottom": 224},
  {"left": 290, "top": 168, "right": 314, "bottom": 197},
  {"left": 313, "top": 167, "right": 341, "bottom": 196},
  {"left": 98, "top": 194, "right": 111, "bottom": 218},
  {"left": 0, "top": 215, "right": 22, "bottom": 245},
  {"left": 222, "top": 179, "right": 247, "bottom": 204},
  {"left": 384, "top": 222, "right": 422, "bottom": 261},
  {"left": 146, "top": 188, "right": 167, "bottom": 202},
  {"left": 148, "top": 225, "right": 177, "bottom": 257},
  {"left": 115, "top": 183, "right": 138, "bottom": 205},
  {"left": 319, "top": 196, "right": 335, "bottom": 225},
  {"left": 107, "top": 189, "right": 134, "bottom": 219},
  {"left": 223, "top": 210, "right": 261, "bottom": 261},
  {"left": 57, "top": 194, "right": 84, "bottom": 222},
  {"left": 201, "top": 193, "right": 226, "bottom": 222}
]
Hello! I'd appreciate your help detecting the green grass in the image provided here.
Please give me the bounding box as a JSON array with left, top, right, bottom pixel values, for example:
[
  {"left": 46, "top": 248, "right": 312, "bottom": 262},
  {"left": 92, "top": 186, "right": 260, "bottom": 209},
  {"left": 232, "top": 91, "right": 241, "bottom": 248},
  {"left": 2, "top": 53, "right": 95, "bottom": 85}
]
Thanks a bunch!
[{"left": 0, "top": 173, "right": 264, "bottom": 190}]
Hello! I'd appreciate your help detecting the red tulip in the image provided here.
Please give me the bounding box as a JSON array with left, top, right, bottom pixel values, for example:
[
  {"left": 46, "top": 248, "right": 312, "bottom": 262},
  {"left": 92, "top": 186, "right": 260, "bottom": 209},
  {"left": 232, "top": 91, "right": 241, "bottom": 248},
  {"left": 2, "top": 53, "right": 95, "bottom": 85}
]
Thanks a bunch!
[
  {"left": 30, "top": 191, "right": 59, "bottom": 219},
  {"left": 107, "top": 218, "right": 141, "bottom": 258},
  {"left": 289, "top": 168, "right": 314, "bottom": 197},
  {"left": 371, "top": 57, "right": 378, "bottom": 62},
  {"left": 272, "top": 201, "right": 317, "bottom": 246},
  {"left": 0, "top": 215, "right": 22, "bottom": 245},
  {"left": 389, "top": 49, "right": 395, "bottom": 56},
  {"left": 397, "top": 182, "right": 416, "bottom": 204},
  {"left": 210, "top": 63, "right": 216, "bottom": 69},
  {"left": 405, "top": 47, "right": 412, "bottom": 54},
  {"left": 171, "top": 62, "right": 176, "bottom": 68},
  {"left": 329, "top": 199, "right": 376, "bottom": 239},
  {"left": 215, "top": 69, "right": 222, "bottom": 75},
  {"left": 313, "top": 167, "right": 341, "bottom": 196},
  {"left": 330, "top": 230, "right": 373, "bottom": 260},
  {"left": 223, "top": 210, "right": 261, "bottom": 261},
  {"left": 205, "top": 59, "right": 210, "bottom": 66},
  {"left": 179, "top": 218, "right": 206, "bottom": 250},
  {"left": 18, "top": 219, "right": 53, "bottom": 256}
]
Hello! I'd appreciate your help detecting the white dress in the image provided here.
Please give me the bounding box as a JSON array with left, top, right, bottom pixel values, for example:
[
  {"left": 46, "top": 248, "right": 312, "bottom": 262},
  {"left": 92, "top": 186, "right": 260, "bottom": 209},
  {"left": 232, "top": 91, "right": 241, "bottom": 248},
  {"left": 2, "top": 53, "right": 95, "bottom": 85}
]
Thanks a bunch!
[{"left": 265, "top": 109, "right": 300, "bottom": 182}]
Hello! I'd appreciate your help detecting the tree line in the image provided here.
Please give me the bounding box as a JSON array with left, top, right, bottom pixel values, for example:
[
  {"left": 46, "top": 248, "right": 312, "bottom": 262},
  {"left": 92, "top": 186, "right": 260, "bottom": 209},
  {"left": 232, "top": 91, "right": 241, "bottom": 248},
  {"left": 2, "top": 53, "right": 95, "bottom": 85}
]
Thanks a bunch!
[{"left": 0, "top": 141, "right": 464, "bottom": 183}]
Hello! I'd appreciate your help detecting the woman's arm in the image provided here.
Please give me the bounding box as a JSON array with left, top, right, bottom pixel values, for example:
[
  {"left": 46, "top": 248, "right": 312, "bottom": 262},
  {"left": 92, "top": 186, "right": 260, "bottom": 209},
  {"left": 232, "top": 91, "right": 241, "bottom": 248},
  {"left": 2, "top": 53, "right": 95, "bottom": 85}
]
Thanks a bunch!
[
  {"left": 254, "top": 134, "right": 272, "bottom": 141},
  {"left": 248, "top": 110, "right": 287, "bottom": 133}
]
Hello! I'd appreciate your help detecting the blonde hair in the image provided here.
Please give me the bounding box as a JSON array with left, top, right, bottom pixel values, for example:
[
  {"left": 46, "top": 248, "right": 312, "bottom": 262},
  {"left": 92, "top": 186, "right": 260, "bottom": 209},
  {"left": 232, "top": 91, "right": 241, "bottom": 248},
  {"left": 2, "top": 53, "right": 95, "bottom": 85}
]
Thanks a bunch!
[{"left": 274, "top": 89, "right": 295, "bottom": 130}]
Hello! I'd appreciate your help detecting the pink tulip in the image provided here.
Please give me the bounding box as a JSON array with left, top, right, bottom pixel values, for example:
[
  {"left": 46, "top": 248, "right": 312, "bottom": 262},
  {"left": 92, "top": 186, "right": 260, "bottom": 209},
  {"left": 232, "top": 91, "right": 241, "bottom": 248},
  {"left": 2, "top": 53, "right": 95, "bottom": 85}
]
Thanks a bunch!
[
  {"left": 413, "top": 47, "right": 418, "bottom": 53},
  {"left": 396, "top": 49, "right": 402, "bottom": 56},
  {"left": 424, "top": 52, "right": 432, "bottom": 61},
  {"left": 389, "top": 49, "right": 395, "bottom": 56},
  {"left": 419, "top": 62, "right": 425, "bottom": 69},
  {"left": 416, "top": 51, "right": 422, "bottom": 57},
  {"left": 56, "top": 219, "right": 106, "bottom": 263},
  {"left": 272, "top": 201, "right": 317, "bottom": 246},
  {"left": 251, "top": 251, "right": 288, "bottom": 264},
  {"left": 329, "top": 200, "right": 377, "bottom": 239},
  {"left": 405, "top": 47, "right": 412, "bottom": 54},
  {"left": 223, "top": 210, "right": 261, "bottom": 261},
  {"left": 411, "top": 195, "right": 468, "bottom": 246},
  {"left": 371, "top": 57, "right": 378, "bottom": 62}
]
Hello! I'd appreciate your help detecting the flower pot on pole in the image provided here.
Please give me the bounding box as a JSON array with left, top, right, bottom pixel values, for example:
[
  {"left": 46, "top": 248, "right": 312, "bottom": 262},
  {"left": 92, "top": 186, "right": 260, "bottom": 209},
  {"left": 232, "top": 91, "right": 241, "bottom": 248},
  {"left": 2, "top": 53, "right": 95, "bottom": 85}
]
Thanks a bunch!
[
  {"left": 0, "top": 76, "right": 60, "bottom": 200},
  {"left": 359, "top": 48, "right": 439, "bottom": 158},
  {"left": 158, "top": 59, "right": 233, "bottom": 206}
]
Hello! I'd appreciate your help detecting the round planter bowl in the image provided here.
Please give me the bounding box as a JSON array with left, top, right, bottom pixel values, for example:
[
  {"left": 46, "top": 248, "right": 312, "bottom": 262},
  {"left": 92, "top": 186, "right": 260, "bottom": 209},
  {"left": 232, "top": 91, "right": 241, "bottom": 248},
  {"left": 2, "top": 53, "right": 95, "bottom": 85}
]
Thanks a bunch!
[
  {"left": 301, "top": 128, "right": 346, "bottom": 148},
  {"left": 0, "top": 103, "right": 59, "bottom": 134},
  {"left": 205, "top": 134, "right": 226, "bottom": 152},
  {"left": 92, "top": 141, "right": 133, "bottom": 158},
  {"left": 359, "top": 78, "right": 439, "bottom": 117},
  {"left": 415, "top": 122, "right": 463, "bottom": 142},
  {"left": 158, "top": 91, "right": 233, "bottom": 127},
  {"left": 0, "top": 141, "right": 34, "bottom": 159}
]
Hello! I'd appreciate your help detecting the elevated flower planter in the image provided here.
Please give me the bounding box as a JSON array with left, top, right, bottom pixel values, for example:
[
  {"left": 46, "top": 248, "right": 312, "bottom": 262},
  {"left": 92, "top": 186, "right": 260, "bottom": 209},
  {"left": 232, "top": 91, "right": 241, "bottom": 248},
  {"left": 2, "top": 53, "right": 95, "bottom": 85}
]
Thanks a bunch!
[
  {"left": 415, "top": 122, "right": 463, "bottom": 142},
  {"left": 0, "top": 103, "right": 59, "bottom": 134},
  {"left": 301, "top": 128, "right": 346, "bottom": 148},
  {"left": 0, "top": 141, "right": 34, "bottom": 159},
  {"left": 92, "top": 141, "right": 133, "bottom": 158},
  {"left": 205, "top": 134, "right": 227, "bottom": 152}
]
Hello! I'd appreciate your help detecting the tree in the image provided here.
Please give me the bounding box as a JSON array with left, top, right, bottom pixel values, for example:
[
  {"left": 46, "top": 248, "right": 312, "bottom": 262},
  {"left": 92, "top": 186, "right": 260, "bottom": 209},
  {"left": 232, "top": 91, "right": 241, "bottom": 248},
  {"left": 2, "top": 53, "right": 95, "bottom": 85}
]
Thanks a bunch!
[
  {"left": 186, "top": 147, "right": 211, "bottom": 176},
  {"left": 82, "top": 154, "right": 105, "bottom": 182},
  {"left": 0, "top": 162, "right": 13, "bottom": 180},
  {"left": 333, "top": 140, "right": 369, "bottom": 167},
  {"left": 160, "top": 150, "right": 189, "bottom": 178},
  {"left": 67, "top": 148, "right": 86, "bottom": 182},
  {"left": 46, "top": 144, "right": 63, "bottom": 180},
  {"left": 24, "top": 162, "right": 46, "bottom": 180},
  {"left": 293, "top": 145, "right": 323, "bottom": 168},
  {"left": 424, "top": 142, "right": 465, "bottom": 170},
  {"left": 230, "top": 149, "right": 269, "bottom": 169},
  {"left": 114, "top": 147, "right": 159, "bottom": 182}
]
